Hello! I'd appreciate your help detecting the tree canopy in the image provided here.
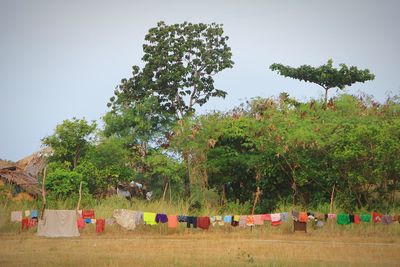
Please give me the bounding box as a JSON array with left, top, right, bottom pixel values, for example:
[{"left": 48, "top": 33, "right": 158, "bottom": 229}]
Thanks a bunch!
[{"left": 270, "top": 59, "right": 375, "bottom": 108}]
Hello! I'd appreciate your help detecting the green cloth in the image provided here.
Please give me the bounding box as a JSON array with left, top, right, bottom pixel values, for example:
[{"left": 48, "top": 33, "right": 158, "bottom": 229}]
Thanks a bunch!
[
  {"left": 143, "top": 212, "right": 157, "bottom": 225},
  {"left": 337, "top": 214, "right": 350, "bottom": 225},
  {"left": 360, "top": 214, "right": 372, "bottom": 222}
]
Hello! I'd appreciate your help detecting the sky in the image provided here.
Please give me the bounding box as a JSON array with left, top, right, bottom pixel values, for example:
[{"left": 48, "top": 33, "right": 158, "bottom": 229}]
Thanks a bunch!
[{"left": 0, "top": 0, "right": 399, "bottom": 161}]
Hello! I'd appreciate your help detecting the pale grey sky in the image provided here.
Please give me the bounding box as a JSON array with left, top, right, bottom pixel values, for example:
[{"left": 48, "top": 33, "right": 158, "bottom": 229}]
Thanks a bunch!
[{"left": 1, "top": 0, "right": 399, "bottom": 161}]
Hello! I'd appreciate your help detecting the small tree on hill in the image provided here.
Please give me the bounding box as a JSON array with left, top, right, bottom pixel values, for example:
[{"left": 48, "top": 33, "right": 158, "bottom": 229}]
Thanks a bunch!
[{"left": 270, "top": 59, "right": 375, "bottom": 108}]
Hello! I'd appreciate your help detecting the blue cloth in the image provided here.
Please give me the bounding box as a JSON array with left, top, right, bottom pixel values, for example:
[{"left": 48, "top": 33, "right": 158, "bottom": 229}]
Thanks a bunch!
[
  {"left": 280, "top": 212, "right": 288, "bottom": 222},
  {"left": 177, "top": 215, "right": 188, "bottom": 222},
  {"left": 30, "top": 210, "right": 38, "bottom": 218},
  {"left": 223, "top": 215, "right": 232, "bottom": 223},
  {"left": 84, "top": 218, "right": 92, "bottom": 224}
]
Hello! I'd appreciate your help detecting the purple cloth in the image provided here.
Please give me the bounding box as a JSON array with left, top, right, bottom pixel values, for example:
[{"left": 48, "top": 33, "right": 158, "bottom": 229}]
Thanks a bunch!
[{"left": 155, "top": 213, "right": 168, "bottom": 223}]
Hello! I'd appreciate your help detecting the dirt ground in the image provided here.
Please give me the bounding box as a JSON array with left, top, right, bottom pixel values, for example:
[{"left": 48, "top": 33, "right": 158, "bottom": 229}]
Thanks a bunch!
[{"left": 1, "top": 232, "right": 399, "bottom": 266}]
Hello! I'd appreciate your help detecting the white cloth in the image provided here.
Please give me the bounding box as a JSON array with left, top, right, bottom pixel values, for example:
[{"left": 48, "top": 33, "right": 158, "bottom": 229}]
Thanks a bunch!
[
  {"left": 271, "top": 213, "right": 281, "bottom": 222},
  {"left": 25, "top": 210, "right": 31, "bottom": 217},
  {"left": 113, "top": 209, "right": 138, "bottom": 230},
  {"left": 37, "top": 210, "right": 80, "bottom": 237},
  {"left": 11, "top": 211, "right": 22, "bottom": 222}
]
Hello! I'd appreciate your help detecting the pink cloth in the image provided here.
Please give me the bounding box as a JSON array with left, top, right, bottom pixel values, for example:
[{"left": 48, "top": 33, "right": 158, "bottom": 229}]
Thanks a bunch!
[
  {"left": 261, "top": 214, "right": 271, "bottom": 221},
  {"left": 328, "top": 213, "right": 336, "bottom": 219},
  {"left": 253, "top": 215, "right": 264, "bottom": 225}
]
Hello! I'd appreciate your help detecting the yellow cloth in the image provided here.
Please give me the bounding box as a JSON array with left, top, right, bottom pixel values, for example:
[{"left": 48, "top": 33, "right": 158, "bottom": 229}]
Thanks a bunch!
[
  {"left": 233, "top": 215, "right": 240, "bottom": 222},
  {"left": 25, "top": 210, "right": 30, "bottom": 217},
  {"left": 143, "top": 212, "right": 157, "bottom": 225},
  {"left": 215, "top": 215, "right": 224, "bottom": 226}
]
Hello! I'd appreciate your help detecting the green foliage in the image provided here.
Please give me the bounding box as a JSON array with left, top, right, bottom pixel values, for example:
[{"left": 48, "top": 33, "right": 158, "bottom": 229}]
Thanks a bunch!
[
  {"left": 42, "top": 118, "right": 97, "bottom": 169},
  {"left": 45, "top": 168, "right": 87, "bottom": 199},
  {"left": 270, "top": 59, "right": 375, "bottom": 107}
]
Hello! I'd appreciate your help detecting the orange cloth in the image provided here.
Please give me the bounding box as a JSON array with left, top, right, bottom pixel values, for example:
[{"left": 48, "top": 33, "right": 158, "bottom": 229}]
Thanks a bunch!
[
  {"left": 299, "top": 212, "right": 308, "bottom": 223},
  {"left": 167, "top": 215, "right": 178, "bottom": 228},
  {"left": 246, "top": 215, "right": 255, "bottom": 226}
]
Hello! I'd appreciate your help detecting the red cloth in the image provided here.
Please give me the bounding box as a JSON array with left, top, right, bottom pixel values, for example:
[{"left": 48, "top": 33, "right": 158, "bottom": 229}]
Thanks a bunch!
[
  {"left": 261, "top": 214, "right": 271, "bottom": 221},
  {"left": 21, "top": 218, "right": 29, "bottom": 230},
  {"left": 271, "top": 220, "right": 281, "bottom": 226},
  {"left": 197, "top": 217, "right": 210, "bottom": 230},
  {"left": 82, "top": 210, "right": 95, "bottom": 219},
  {"left": 28, "top": 218, "right": 37, "bottom": 228},
  {"left": 77, "top": 218, "right": 85, "bottom": 230},
  {"left": 372, "top": 212, "right": 382, "bottom": 223},
  {"left": 96, "top": 219, "right": 105, "bottom": 233},
  {"left": 354, "top": 214, "right": 360, "bottom": 224},
  {"left": 299, "top": 212, "right": 308, "bottom": 223}
]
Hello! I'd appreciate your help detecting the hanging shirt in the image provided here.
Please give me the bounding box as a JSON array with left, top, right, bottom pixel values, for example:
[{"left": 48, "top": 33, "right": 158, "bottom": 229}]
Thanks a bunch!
[
  {"left": 96, "top": 219, "right": 105, "bottom": 233},
  {"left": 215, "top": 216, "right": 224, "bottom": 226},
  {"left": 197, "top": 217, "right": 210, "bottom": 230},
  {"left": 271, "top": 213, "right": 281, "bottom": 226},
  {"left": 239, "top": 215, "right": 247, "bottom": 228},
  {"left": 337, "top": 214, "right": 350, "bottom": 225},
  {"left": 135, "top": 211, "right": 143, "bottom": 225},
  {"left": 372, "top": 212, "right": 383, "bottom": 223},
  {"left": 246, "top": 215, "right": 255, "bottom": 226},
  {"left": 381, "top": 215, "right": 393, "bottom": 225},
  {"left": 155, "top": 213, "right": 168, "bottom": 223},
  {"left": 143, "top": 212, "right": 157, "bottom": 225},
  {"left": 231, "top": 215, "right": 240, "bottom": 227},
  {"left": 291, "top": 210, "right": 299, "bottom": 221},
  {"left": 177, "top": 215, "right": 188, "bottom": 223},
  {"left": 82, "top": 210, "right": 95, "bottom": 219},
  {"left": 299, "top": 212, "right": 308, "bottom": 223},
  {"left": 186, "top": 216, "right": 197, "bottom": 228},
  {"left": 77, "top": 218, "right": 85, "bottom": 230},
  {"left": 280, "top": 212, "right": 288, "bottom": 222},
  {"left": 223, "top": 215, "right": 232, "bottom": 223},
  {"left": 327, "top": 213, "right": 337, "bottom": 219},
  {"left": 167, "top": 215, "right": 178, "bottom": 228},
  {"left": 210, "top": 216, "right": 217, "bottom": 226},
  {"left": 11, "top": 211, "right": 23, "bottom": 222},
  {"left": 25, "top": 210, "right": 31, "bottom": 217},
  {"left": 253, "top": 215, "right": 264, "bottom": 225},
  {"left": 31, "top": 210, "right": 38, "bottom": 218},
  {"left": 360, "top": 214, "right": 372, "bottom": 222},
  {"left": 354, "top": 214, "right": 360, "bottom": 224},
  {"left": 261, "top": 214, "right": 271, "bottom": 221}
]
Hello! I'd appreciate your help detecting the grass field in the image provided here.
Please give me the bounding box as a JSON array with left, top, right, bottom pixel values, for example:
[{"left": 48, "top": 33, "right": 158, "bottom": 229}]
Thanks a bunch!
[
  {"left": 1, "top": 197, "right": 400, "bottom": 266},
  {"left": 1, "top": 231, "right": 400, "bottom": 266}
]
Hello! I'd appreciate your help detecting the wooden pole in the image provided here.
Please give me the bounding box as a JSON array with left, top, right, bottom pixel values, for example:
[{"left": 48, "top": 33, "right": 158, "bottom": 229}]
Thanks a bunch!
[
  {"left": 40, "top": 166, "right": 47, "bottom": 220},
  {"left": 330, "top": 183, "right": 336, "bottom": 214},
  {"left": 76, "top": 181, "right": 83, "bottom": 211},
  {"left": 162, "top": 181, "right": 169, "bottom": 201}
]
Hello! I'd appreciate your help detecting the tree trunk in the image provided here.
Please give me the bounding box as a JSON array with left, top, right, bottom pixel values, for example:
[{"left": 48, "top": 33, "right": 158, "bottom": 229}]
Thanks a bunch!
[
  {"left": 330, "top": 183, "right": 336, "bottom": 214},
  {"left": 324, "top": 88, "right": 329, "bottom": 110}
]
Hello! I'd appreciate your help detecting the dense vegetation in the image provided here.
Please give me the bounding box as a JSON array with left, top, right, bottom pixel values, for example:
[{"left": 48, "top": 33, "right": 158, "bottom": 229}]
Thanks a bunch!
[{"left": 39, "top": 22, "right": 399, "bottom": 214}]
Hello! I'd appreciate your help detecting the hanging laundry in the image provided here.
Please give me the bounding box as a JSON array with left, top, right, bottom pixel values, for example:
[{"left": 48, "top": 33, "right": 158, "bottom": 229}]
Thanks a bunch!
[
  {"left": 261, "top": 214, "right": 271, "bottom": 221},
  {"left": 291, "top": 211, "right": 299, "bottom": 221},
  {"left": 231, "top": 215, "right": 240, "bottom": 227},
  {"left": 314, "top": 213, "right": 324, "bottom": 221},
  {"left": 21, "top": 218, "right": 30, "bottom": 230},
  {"left": 316, "top": 220, "right": 324, "bottom": 228},
  {"left": 280, "top": 212, "right": 288, "bottom": 222},
  {"left": 11, "top": 211, "right": 22, "bottom": 222},
  {"left": 91, "top": 219, "right": 96, "bottom": 224},
  {"left": 155, "top": 213, "right": 168, "bottom": 224},
  {"left": 84, "top": 218, "right": 91, "bottom": 224},
  {"left": 197, "top": 217, "right": 210, "bottom": 230},
  {"left": 253, "top": 215, "right": 264, "bottom": 225},
  {"left": 327, "top": 213, "right": 337, "bottom": 219},
  {"left": 77, "top": 210, "right": 83, "bottom": 217},
  {"left": 186, "top": 216, "right": 197, "bottom": 228},
  {"left": 113, "top": 209, "right": 138, "bottom": 230},
  {"left": 96, "top": 219, "right": 105, "bottom": 233},
  {"left": 177, "top": 215, "right": 188, "bottom": 223},
  {"left": 77, "top": 218, "right": 85, "bottom": 230},
  {"left": 299, "top": 212, "right": 308, "bottom": 223},
  {"left": 210, "top": 216, "right": 217, "bottom": 226},
  {"left": 360, "top": 214, "right": 372, "bottom": 222},
  {"left": 135, "top": 211, "right": 143, "bottom": 225},
  {"left": 238, "top": 216, "right": 246, "bottom": 228},
  {"left": 337, "top": 214, "right": 350, "bottom": 225},
  {"left": 82, "top": 210, "right": 95, "bottom": 219},
  {"left": 105, "top": 218, "right": 116, "bottom": 225},
  {"left": 167, "top": 215, "right": 178, "bottom": 228},
  {"left": 31, "top": 210, "right": 38, "bottom": 219},
  {"left": 28, "top": 218, "right": 37, "bottom": 228},
  {"left": 372, "top": 212, "right": 383, "bottom": 223},
  {"left": 25, "top": 210, "right": 31, "bottom": 217},
  {"left": 223, "top": 215, "right": 232, "bottom": 223},
  {"left": 271, "top": 213, "right": 281, "bottom": 226},
  {"left": 215, "top": 216, "right": 224, "bottom": 226},
  {"left": 354, "top": 214, "right": 360, "bottom": 224},
  {"left": 381, "top": 215, "right": 392, "bottom": 225},
  {"left": 143, "top": 212, "right": 157, "bottom": 225},
  {"left": 246, "top": 215, "right": 255, "bottom": 226},
  {"left": 349, "top": 214, "right": 355, "bottom": 223}
]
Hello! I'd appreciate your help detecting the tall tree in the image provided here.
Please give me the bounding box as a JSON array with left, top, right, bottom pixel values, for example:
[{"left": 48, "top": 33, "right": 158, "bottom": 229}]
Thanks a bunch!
[
  {"left": 270, "top": 59, "right": 375, "bottom": 108},
  {"left": 42, "top": 118, "right": 97, "bottom": 169},
  {"left": 110, "top": 21, "right": 234, "bottom": 119}
]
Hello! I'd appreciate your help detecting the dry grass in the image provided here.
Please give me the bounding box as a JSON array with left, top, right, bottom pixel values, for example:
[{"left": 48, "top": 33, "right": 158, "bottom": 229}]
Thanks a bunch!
[{"left": 1, "top": 231, "right": 399, "bottom": 266}]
